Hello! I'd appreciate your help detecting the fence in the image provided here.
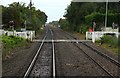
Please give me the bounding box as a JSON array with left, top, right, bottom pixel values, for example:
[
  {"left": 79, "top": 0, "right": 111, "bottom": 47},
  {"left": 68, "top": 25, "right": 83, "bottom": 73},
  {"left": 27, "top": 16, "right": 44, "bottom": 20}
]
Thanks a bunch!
[
  {"left": 86, "top": 31, "right": 119, "bottom": 43},
  {"left": 0, "top": 29, "right": 35, "bottom": 41}
]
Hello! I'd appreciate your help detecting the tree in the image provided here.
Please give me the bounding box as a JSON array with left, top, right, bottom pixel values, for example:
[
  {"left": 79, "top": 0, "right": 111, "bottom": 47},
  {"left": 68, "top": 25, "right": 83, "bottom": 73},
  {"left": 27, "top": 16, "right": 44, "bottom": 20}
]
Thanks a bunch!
[
  {"left": 64, "top": 2, "right": 97, "bottom": 32},
  {"left": 2, "top": 2, "right": 48, "bottom": 31},
  {"left": 63, "top": 2, "right": 120, "bottom": 32},
  {"left": 59, "top": 18, "right": 70, "bottom": 30}
]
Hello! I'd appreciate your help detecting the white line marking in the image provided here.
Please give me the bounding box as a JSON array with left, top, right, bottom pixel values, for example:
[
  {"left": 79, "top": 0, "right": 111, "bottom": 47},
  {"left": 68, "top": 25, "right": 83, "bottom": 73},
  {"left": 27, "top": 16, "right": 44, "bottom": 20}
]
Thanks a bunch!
[{"left": 33, "top": 40, "right": 92, "bottom": 42}]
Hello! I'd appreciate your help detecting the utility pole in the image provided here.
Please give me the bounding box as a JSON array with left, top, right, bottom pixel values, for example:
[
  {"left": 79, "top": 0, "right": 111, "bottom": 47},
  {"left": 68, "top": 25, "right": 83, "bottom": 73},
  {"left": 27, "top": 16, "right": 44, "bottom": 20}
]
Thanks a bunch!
[
  {"left": 105, "top": 0, "right": 108, "bottom": 31},
  {"left": 30, "top": 0, "right": 32, "bottom": 26},
  {"left": 92, "top": 20, "right": 96, "bottom": 32},
  {"left": 24, "top": 20, "right": 26, "bottom": 30},
  {"left": 118, "top": 1, "right": 120, "bottom": 33}
]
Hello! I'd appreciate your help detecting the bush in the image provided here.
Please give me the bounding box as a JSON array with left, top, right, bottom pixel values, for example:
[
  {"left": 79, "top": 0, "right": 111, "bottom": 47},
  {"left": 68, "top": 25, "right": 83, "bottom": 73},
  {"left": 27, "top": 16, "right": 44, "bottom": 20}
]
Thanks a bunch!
[
  {"left": 79, "top": 24, "right": 89, "bottom": 34},
  {"left": 1, "top": 35, "right": 27, "bottom": 59},
  {"left": 100, "top": 35, "right": 118, "bottom": 47},
  {"left": 59, "top": 19, "right": 70, "bottom": 31}
]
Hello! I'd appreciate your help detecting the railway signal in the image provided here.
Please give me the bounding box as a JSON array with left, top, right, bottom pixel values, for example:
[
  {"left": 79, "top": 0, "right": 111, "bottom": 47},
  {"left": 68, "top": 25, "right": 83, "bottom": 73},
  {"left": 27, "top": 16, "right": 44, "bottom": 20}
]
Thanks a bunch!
[
  {"left": 93, "top": 21, "right": 96, "bottom": 32},
  {"left": 9, "top": 20, "right": 14, "bottom": 31},
  {"left": 29, "top": 0, "right": 32, "bottom": 26}
]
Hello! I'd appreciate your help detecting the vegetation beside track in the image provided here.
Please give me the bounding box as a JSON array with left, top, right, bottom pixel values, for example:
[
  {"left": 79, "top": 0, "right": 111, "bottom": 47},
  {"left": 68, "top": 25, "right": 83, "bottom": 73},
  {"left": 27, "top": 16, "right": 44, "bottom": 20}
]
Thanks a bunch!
[
  {"left": 96, "top": 35, "right": 119, "bottom": 54},
  {"left": 73, "top": 33, "right": 86, "bottom": 40},
  {"left": 1, "top": 35, "right": 29, "bottom": 59},
  {"left": 1, "top": 2, "right": 47, "bottom": 31},
  {"left": 58, "top": 2, "right": 120, "bottom": 54},
  {"left": 59, "top": 2, "right": 120, "bottom": 33},
  {"left": 1, "top": 28, "right": 44, "bottom": 60}
]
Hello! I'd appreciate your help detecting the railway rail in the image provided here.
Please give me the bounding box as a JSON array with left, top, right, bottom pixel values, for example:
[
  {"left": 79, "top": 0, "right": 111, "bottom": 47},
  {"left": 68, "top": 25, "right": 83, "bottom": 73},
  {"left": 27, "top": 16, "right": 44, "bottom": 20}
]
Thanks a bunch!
[
  {"left": 63, "top": 29, "right": 119, "bottom": 77},
  {"left": 23, "top": 28, "right": 56, "bottom": 78},
  {"left": 23, "top": 27, "right": 119, "bottom": 77},
  {"left": 65, "top": 30, "right": 120, "bottom": 67}
]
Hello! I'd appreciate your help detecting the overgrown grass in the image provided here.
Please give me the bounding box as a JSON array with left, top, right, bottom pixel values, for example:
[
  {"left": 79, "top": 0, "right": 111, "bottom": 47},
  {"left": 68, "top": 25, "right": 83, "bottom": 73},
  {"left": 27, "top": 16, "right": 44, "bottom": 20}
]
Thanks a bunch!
[
  {"left": 96, "top": 35, "right": 119, "bottom": 54},
  {"left": 1, "top": 35, "right": 28, "bottom": 59},
  {"left": 74, "top": 33, "right": 86, "bottom": 40}
]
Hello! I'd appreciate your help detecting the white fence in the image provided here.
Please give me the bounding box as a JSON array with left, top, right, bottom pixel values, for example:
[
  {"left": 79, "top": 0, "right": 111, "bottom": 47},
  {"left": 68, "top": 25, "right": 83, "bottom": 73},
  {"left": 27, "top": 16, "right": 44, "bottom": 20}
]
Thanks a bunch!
[
  {"left": 0, "top": 29, "right": 35, "bottom": 41},
  {"left": 0, "top": 29, "right": 4, "bottom": 35},
  {"left": 86, "top": 31, "right": 119, "bottom": 43}
]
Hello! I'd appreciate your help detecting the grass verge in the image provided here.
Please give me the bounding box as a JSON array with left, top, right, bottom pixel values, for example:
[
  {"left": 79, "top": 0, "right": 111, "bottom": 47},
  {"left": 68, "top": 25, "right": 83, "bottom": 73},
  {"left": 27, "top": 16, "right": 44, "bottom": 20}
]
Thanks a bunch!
[
  {"left": 1, "top": 35, "right": 29, "bottom": 59},
  {"left": 74, "top": 33, "right": 86, "bottom": 40},
  {"left": 96, "top": 35, "right": 119, "bottom": 54},
  {"left": 74, "top": 33, "right": 119, "bottom": 54}
]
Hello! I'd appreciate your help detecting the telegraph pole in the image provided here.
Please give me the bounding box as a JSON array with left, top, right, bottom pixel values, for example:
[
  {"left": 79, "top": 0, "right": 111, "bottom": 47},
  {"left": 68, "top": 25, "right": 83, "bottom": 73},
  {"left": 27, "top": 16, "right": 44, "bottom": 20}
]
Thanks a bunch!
[
  {"left": 105, "top": 0, "right": 108, "bottom": 31},
  {"left": 30, "top": 0, "right": 32, "bottom": 26}
]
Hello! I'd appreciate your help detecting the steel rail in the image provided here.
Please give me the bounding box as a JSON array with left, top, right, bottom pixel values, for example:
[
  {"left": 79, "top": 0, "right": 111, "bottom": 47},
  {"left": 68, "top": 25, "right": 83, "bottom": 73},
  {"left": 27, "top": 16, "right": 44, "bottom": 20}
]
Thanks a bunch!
[
  {"left": 62, "top": 29, "right": 115, "bottom": 78},
  {"left": 83, "top": 43, "right": 120, "bottom": 67},
  {"left": 23, "top": 29, "right": 48, "bottom": 78},
  {"left": 50, "top": 29, "right": 56, "bottom": 78},
  {"left": 64, "top": 29, "right": 120, "bottom": 68},
  {"left": 74, "top": 43, "right": 114, "bottom": 78}
]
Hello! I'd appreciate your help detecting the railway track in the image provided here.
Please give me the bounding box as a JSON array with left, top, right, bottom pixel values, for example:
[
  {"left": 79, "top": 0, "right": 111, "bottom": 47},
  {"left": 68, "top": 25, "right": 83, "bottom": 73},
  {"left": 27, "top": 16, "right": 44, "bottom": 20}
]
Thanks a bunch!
[
  {"left": 65, "top": 31, "right": 120, "bottom": 67},
  {"left": 23, "top": 28, "right": 56, "bottom": 78},
  {"left": 62, "top": 29, "right": 119, "bottom": 77},
  {"left": 23, "top": 27, "right": 119, "bottom": 77}
]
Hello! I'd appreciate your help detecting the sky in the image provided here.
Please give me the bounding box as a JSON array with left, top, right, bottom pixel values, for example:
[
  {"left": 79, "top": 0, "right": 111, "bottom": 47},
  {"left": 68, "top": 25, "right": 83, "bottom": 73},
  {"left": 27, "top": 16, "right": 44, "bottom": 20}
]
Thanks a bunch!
[{"left": 0, "top": 0, "right": 72, "bottom": 23}]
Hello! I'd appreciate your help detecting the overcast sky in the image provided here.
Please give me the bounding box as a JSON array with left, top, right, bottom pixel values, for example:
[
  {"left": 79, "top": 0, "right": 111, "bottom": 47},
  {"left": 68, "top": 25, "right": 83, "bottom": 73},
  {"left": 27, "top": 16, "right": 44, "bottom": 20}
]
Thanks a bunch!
[{"left": 0, "top": 0, "right": 72, "bottom": 23}]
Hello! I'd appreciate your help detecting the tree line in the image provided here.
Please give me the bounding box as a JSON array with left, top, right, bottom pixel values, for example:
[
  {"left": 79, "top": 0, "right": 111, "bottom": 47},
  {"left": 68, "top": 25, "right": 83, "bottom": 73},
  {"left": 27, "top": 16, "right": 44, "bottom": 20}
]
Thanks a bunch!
[
  {"left": 1, "top": 2, "right": 47, "bottom": 31},
  {"left": 59, "top": 2, "right": 120, "bottom": 33}
]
